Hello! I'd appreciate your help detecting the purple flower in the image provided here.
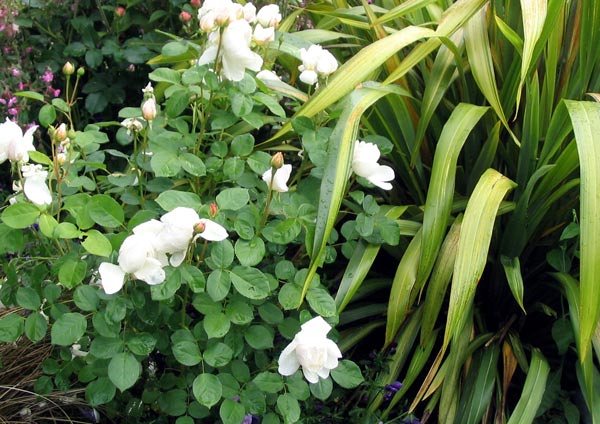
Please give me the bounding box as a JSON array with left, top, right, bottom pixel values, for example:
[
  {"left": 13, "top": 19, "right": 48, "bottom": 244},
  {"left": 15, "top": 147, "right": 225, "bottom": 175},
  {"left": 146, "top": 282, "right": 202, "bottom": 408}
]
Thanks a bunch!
[
  {"left": 242, "top": 415, "right": 260, "bottom": 424},
  {"left": 41, "top": 68, "right": 54, "bottom": 83},
  {"left": 383, "top": 381, "right": 403, "bottom": 402}
]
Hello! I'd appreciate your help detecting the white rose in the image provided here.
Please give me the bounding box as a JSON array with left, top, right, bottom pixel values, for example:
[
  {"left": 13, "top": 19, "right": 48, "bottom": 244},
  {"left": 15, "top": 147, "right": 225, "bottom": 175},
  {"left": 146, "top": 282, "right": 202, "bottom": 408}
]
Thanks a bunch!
[
  {"left": 21, "top": 163, "right": 52, "bottom": 205},
  {"left": 118, "top": 220, "right": 167, "bottom": 285},
  {"left": 298, "top": 44, "right": 338, "bottom": 85},
  {"left": 221, "top": 19, "right": 263, "bottom": 81},
  {"left": 253, "top": 24, "right": 275, "bottom": 45},
  {"left": 0, "top": 118, "right": 37, "bottom": 164},
  {"left": 262, "top": 164, "right": 292, "bottom": 193},
  {"left": 278, "top": 316, "right": 342, "bottom": 384},
  {"left": 98, "top": 262, "right": 126, "bottom": 295},
  {"left": 352, "top": 141, "right": 395, "bottom": 190},
  {"left": 256, "top": 4, "right": 281, "bottom": 27}
]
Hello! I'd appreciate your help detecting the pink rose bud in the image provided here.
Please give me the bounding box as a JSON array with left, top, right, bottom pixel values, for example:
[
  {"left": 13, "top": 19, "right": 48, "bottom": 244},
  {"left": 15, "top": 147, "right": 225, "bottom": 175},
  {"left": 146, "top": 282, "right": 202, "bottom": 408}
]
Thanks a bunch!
[
  {"left": 115, "top": 6, "right": 126, "bottom": 17},
  {"left": 190, "top": 0, "right": 201, "bottom": 8},
  {"left": 179, "top": 11, "right": 192, "bottom": 23},
  {"left": 141, "top": 97, "right": 157, "bottom": 121},
  {"left": 209, "top": 203, "right": 218, "bottom": 218},
  {"left": 55, "top": 123, "right": 68, "bottom": 141}
]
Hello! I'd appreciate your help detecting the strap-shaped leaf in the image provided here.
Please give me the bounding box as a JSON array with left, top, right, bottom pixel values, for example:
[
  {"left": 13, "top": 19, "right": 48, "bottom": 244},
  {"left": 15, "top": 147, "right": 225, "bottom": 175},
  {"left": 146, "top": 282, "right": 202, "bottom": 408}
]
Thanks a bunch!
[
  {"left": 565, "top": 100, "right": 600, "bottom": 362},
  {"left": 444, "top": 169, "right": 516, "bottom": 348},
  {"left": 299, "top": 83, "right": 408, "bottom": 305},
  {"left": 506, "top": 349, "right": 550, "bottom": 424},
  {"left": 417, "top": 103, "right": 489, "bottom": 286}
]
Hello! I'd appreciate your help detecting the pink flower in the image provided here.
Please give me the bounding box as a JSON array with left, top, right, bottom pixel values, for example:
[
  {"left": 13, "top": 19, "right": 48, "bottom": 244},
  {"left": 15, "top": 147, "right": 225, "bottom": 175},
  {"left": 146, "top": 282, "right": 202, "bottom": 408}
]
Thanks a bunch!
[
  {"left": 11, "top": 68, "right": 20, "bottom": 77},
  {"left": 41, "top": 68, "right": 54, "bottom": 83}
]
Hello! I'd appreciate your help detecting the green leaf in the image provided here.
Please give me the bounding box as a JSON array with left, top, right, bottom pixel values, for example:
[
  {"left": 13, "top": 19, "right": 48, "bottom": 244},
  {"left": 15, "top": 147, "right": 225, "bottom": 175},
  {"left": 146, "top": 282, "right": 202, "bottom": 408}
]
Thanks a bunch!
[
  {"left": 180, "top": 152, "right": 206, "bottom": 177},
  {"left": 330, "top": 360, "right": 364, "bottom": 389},
  {"left": 82, "top": 230, "right": 113, "bottom": 257},
  {"left": 229, "top": 266, "right": 270, "bottom": 300},
  {"left": 444, "top": 169, "right": 516, "bottom": 348},
  {"left": 306, "top": 287, "right": 336, "bottom": 318},
  {"left": 58, "top": 258, "right": 87, "bottom": 289},
  {"left": 565, "top": 100, "right": 600, "bottom": 361},
  {"left": 203, "top": 342, "right": 233, "bottom": 367},
  {"left": 234, "top": 237, "right": 266, "bottom": 267},
  {"left": 244, "top": 325, "right": 274, "bottom": 350},
  {"left": 15, "top": 90, "right": 44, "bottom": 102},
  {"left": 216, "top": 188, "right": 249, "bottom": 211},
  {"left": 171, "top": 329, "right": 202, "bottom": 366},
  {"left": 155, "top": 190, "right": 201, "bottom": 211},
  {"left": 149, "top": 67, "right": 181, "bottom": 84},
  {"left": 0, "top": 313, "right": 24, "bottom": 342},
  {"left": 126, "top": 333, "right": 157, "bottom": 356},
  {"left": 277, "top": 394, "right": 301, "bottom": 423},
  {"left": 90, "top": 336, "right": 124, "bottom": 359},
  {"left": 204, "top": 313, "right": 231, "bottom": 339},
  {"left": 25, "top": 312, "right": 47, "bottom": 343},
  {"left": 501, "top": 256, "right": 526, "bottom": 313},
  {"left": 39, "top": 104, "right": 56, "bottom": 127},
  {"left": 193, "top": 373, "right": 222, "bottom": 408},
  {"left": 16, "top": 286, "right": 41, "bottom": 310},
  {"left": 28, "top": 150, "right": 53, "bottom": 166},
  {"left": 88, "top": 194, "right": 124, "bottom": 228},
  {"left": 86, "top": 377, "right": 116, "bottom": 406},
  {"left": 108, "top": 352, "right": 141, "bottom": 391},
  {"left": 219, "top": 398, "right": 246, "bottom": 424},
  {"left": 51, "top": 312, "right": 87, "bottom": 346},
  {"left": 506, "top": 350, "right": 550, "bottom": 424},
  {"left": 253, "top": 372, "right": 284, "bottom": 394},
  {"left": 1, "top": 202, "right": 40, "bottom": 229}
]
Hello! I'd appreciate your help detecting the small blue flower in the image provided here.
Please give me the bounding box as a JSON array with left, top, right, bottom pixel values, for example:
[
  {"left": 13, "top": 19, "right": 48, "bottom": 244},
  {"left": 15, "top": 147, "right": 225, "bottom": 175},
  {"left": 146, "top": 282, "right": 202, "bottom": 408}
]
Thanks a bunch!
[{"left": 383, "top": 381, "right": 403, "bottom": 402}]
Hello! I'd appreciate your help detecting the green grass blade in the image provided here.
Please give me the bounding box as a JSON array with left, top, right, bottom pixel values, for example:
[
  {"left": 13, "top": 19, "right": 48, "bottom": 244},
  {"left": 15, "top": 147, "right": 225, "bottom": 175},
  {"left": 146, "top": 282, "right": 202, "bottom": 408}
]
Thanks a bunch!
[
  {"left": 457, "top": 345, "right": 500, "bottom": 424},
  {"left": 335, "top": 206, "right": 407, "bottom": 313},
  {"left": 413, "top": 30, "right": 465, "bottom": 165},
  {"left": 515, "top": 0, "right": 547, "bottom": 113},
  {"left": 444, "top": 169, "right": 517, "bottom": 348},
  {"left": 500, "top": 256, "right": 526, "bottom": 314},
  {"left": 464, "top": 6, "right": 518, "bottom": 145},
  {"left": 299, "top": 83, "right": 407, "bottom": 306},
  {"left": 506, "top": 349, "right": 550, "bottom": 424},
  {"left": 386, "top": 229, "right": 422, "bottom": 345},
  {"left": 565, "top": 100, "right": 600, "bottom": 362},
  {"left": 374, "top": 0, "right": 437, "bottom": 25},
  {"left": 417, "top": 103, "right": 488, "bottom": 286},
  {"left": 420, "top": 215, "right": 462, "bottom": 344}
]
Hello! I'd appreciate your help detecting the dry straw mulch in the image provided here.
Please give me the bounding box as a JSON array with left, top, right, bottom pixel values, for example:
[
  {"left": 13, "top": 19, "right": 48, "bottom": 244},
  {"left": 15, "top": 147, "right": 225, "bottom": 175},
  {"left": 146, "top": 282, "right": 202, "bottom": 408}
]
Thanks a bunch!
[{"left": 0, "top": 308, "right": 96, "bottom": 424}]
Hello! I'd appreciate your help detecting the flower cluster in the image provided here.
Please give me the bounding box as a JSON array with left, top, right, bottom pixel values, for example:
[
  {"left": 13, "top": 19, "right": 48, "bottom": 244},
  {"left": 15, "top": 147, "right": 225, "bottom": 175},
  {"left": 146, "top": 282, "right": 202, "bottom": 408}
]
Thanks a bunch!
[
  {"left": 298, "top": 44, "right": 338, "bottom": 86},
  {"left": 197, "top": 0, "right": 281, "bottom": 81},
  {"left": 98, "top": 207, "right": 228, "bottom": 294}
]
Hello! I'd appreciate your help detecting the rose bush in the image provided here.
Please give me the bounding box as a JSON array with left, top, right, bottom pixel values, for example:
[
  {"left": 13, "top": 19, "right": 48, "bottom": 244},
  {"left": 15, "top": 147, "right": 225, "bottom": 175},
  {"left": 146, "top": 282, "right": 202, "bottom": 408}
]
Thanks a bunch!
[{"left": 0, "top": 1, "right": 399, "bottom": 422}]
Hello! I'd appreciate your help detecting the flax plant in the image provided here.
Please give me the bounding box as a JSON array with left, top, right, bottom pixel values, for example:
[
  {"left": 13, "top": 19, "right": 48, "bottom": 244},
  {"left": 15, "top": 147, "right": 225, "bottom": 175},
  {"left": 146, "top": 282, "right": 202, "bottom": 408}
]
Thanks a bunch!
[{"left": 287, "top": 0, "right": 600, "bottom": 421}]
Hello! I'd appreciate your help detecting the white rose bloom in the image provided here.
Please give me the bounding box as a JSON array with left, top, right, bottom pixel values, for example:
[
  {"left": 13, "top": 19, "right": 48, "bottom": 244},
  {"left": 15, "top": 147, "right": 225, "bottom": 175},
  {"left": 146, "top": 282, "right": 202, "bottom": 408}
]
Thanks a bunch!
[
  {"left": 253, "top": 24, "right": 275, "bottom": 45},
  {"left": 0, "top": 118, "right": 37, "bottom": 164},
  {"left": 316, "top": 49, "right": 338, "bottom": 76},
  {"left": 262, "top": 164, "right": 292, "bottom": 193},
  {"left": 256, "top": 4, "right": 281, "bottom": 27},
  {"left": 118, "top": 221, "right": 168, "bottom": 285},
  {"left": 21, "top": 164, "right": 52, "bottom": 205},
  {"left": 278, "top": 316, "right": 342, "bottom": 384},
  {"left": 352, "top": 141, "right": 395, "bottom": 190},
  {"left": 221, "top": 19, "right": 263, "bottom": 81},
  {"left": 194, "top": 218, "right": 228, "bottom": 242},
  {"left": 159, "top": 207, "right": 201, "bottom": 266},
  {"left": 98, "top": 262, "right": 126, "bottom": 295}
]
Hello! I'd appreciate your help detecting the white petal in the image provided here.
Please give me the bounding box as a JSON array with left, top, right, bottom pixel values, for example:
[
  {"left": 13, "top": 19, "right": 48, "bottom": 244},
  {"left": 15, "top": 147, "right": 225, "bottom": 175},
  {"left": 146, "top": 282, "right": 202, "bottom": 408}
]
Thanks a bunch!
[
  {"left": 133, "top": 257, "right": 165, "bottom": 285},
  {"left": 278, "top": 341, "right": 300, "bottom": 376},
  {"left": 23, "top": 175, "right": 52, "bottom": 205},
  {"left": 197, "top": 219, "right": 228, "bottom": 241},
  {"left": 302, "top": 368, "right": 320, "bottom": 384},
  {"left": 300, "top": 316, "right": 332, "bottom": 338},
  {"left": 98, "top": 263, "right": 126, "bottom": 294},
  {"left": 169, "top": 250, "right": 186, "bottom": 267},
  {"left": 299, "top": 70, "right": 318, "bottom": 85}
]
